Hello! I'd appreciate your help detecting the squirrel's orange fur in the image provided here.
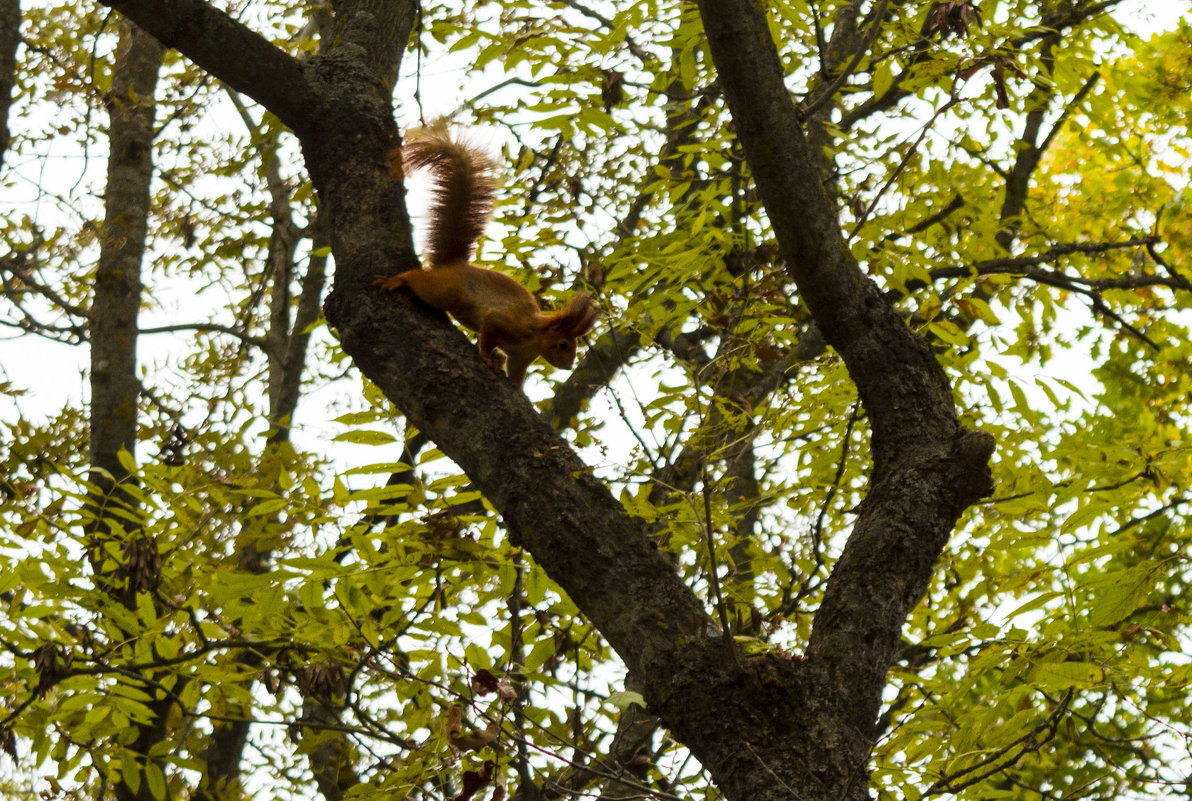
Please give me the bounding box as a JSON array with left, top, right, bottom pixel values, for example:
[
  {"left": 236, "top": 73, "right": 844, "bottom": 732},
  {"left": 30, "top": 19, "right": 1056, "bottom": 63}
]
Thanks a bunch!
[{"left": 375, "top": 123, "right": 597, "bottom": 385}]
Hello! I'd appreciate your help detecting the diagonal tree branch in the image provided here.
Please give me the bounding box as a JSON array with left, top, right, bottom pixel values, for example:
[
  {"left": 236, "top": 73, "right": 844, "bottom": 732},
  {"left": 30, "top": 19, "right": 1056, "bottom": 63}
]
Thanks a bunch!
[
  {"left": 0, "top": 0, "right": 17, "bottom": 172},
  {"left": 94, "top": 3, "right": 993, "bottom": 801},
  {"left": 695, "top": 0, "right": 994, "bottom": 795},
  {"left": 104, "top": 0, "right": 715, "bottom": 704},
  {"left": 98, "top": 0, "right": 318, "bottom": 136}
]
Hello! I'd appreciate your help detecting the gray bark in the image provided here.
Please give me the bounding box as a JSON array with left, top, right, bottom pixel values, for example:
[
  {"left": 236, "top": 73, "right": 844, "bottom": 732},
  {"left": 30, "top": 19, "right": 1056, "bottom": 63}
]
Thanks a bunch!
[
  {"left": 0, "top": 0, "right": 18, "bottom": 171},
  {"left": 85, "top": 20, "right": 168, "bottom": 801},
  {"left": 94, "top": 3, "right": 995, "bottom": 800}
]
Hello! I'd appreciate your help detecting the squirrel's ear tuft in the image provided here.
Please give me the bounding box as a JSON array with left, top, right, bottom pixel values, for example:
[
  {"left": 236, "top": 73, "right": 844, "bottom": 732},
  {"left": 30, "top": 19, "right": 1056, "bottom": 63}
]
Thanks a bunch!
[{"left": 551, "top": 295, "right": 598, "bottom": 338}]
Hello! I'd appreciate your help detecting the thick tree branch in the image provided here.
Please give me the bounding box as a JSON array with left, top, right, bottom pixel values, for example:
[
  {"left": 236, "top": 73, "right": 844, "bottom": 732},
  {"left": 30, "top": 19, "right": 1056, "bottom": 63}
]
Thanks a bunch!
[
  {"left": 997, "top": 34, "right": 1060, "bottom": 247},
  {"left": 99, "top": 0, "right": 318, "bottom": 136},
  {"left": 945, "top": 239, "right": 1173, "bottom": 284},
  {"left": 695, "top": 0, "right": 994, "bottom": 795},
  {"left": 0, "top": 0, "right": 17, "bottom": 172},
  {"left": 101, "top": 0, "right": 717, "bottom": 727},
  {"left": 694, "top": 1, "right": 963, "bottom": 460},
  {"left": 84, "top": 22, "right": 172, "bottom": 801},
  {"left": 92, "top": 3, "right": 994, "bottom": 801},
  {"left": 87, "top": 20, "right": 163, "bottom": 534}
]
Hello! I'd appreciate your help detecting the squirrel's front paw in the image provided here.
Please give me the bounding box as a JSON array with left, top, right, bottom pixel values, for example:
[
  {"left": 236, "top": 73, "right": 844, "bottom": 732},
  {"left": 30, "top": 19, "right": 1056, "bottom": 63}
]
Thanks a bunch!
[
  {"left": 483, "top": 349, "right": 508, "bottom": 376},
  {"left": 373, "top": 275, "right": 406, "bottom": 291}
]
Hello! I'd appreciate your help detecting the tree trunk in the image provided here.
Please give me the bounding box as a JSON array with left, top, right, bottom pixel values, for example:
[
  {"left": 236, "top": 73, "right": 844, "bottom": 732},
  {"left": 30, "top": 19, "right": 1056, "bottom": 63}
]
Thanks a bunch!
[
  {"left": 0, "top": 0, "right": 18, "bottom": 171},
  {"left": 93, "top": 3, "right": 995, "bottom": 800},
  {"left": 85, "top": 19, "right": 169, "bottom": 801}
]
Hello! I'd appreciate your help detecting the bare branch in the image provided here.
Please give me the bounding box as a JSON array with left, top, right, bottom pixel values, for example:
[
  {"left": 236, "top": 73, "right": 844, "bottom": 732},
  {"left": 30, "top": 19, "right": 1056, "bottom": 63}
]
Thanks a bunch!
[
  {"left": 802, "top": 0, "right": 889, "bottom": 120},
  {"left": 136, "top": 322, "right": 270, "bottom": 350},
  {"left": 926, "top": 691, "right": 1073, "bottom": 795},
  {"left": 849, "top": 95, "right": 962, "bottom": 241}
]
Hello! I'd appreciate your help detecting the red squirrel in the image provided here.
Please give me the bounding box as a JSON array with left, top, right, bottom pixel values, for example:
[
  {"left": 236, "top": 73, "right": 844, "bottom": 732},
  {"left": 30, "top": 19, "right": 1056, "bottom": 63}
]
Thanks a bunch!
[{"left": 374, "top": 124, "right": 597, "bottom": 385}]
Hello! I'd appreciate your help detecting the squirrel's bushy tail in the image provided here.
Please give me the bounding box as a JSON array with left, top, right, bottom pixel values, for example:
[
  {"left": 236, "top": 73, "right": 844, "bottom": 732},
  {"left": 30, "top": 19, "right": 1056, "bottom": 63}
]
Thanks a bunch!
[{"left": 403, "top": 122, "right": 499, "bottom": 267}]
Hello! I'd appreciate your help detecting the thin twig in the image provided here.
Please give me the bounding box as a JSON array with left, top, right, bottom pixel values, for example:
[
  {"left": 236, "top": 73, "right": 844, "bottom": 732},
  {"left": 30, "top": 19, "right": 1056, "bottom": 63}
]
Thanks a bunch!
[
  {"left": 802, "top": 0, "right": 890, "bottom": 120},
  {"left": 849, "top": 96, "right": 962, "bottom": 242}
]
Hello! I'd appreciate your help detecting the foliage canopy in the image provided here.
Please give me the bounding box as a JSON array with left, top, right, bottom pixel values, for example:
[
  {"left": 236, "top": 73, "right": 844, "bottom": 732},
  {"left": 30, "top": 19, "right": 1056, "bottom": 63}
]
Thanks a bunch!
[{"left": 1, "top": 1, "right": 1191, "bottom": 800}]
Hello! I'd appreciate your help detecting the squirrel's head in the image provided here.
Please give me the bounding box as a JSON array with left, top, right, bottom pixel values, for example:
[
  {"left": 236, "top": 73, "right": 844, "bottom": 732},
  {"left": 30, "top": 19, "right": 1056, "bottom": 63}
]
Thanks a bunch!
[{"left": 538, "top": 295, "right": 598, "bottom": 369}]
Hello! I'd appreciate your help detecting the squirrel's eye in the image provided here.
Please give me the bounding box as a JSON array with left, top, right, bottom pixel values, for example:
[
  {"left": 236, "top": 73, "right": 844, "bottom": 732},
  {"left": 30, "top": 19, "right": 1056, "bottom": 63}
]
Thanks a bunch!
[{"left": 558, "top": 340, "right": 569, "bottom": 350}]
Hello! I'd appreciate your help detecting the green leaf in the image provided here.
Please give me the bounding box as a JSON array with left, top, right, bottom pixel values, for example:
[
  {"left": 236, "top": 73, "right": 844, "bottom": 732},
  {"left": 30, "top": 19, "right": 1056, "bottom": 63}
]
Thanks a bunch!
[
  {"left": 607, "top": 690, "right": 646, "bottom": 711},
  {"left": 117, "top": 448, "right": 139, "bottom": 477},
  {"left": 1002, "top": 591, "right": 1063, "bottom": 621},
  {"left": 872, "top": 61, "right": 894, "bottom": 98},
  {"left": 333, "top": 429, "right": 397, "bottom": 445},
  {"left": 145, "top": 761, "right": 166, "bottom": 801},
  {"left": 1031, "top": 661, "right": 1105, "bottom": 690},
  {"left": 121, "top": 750, "right": 141, "bottom": 795},
  {"left": 246, "top": 497, "right": 289, "bottom": 517},
  {"left": 1086, "top": 562, "right": 1158, "bottom": 627}
]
